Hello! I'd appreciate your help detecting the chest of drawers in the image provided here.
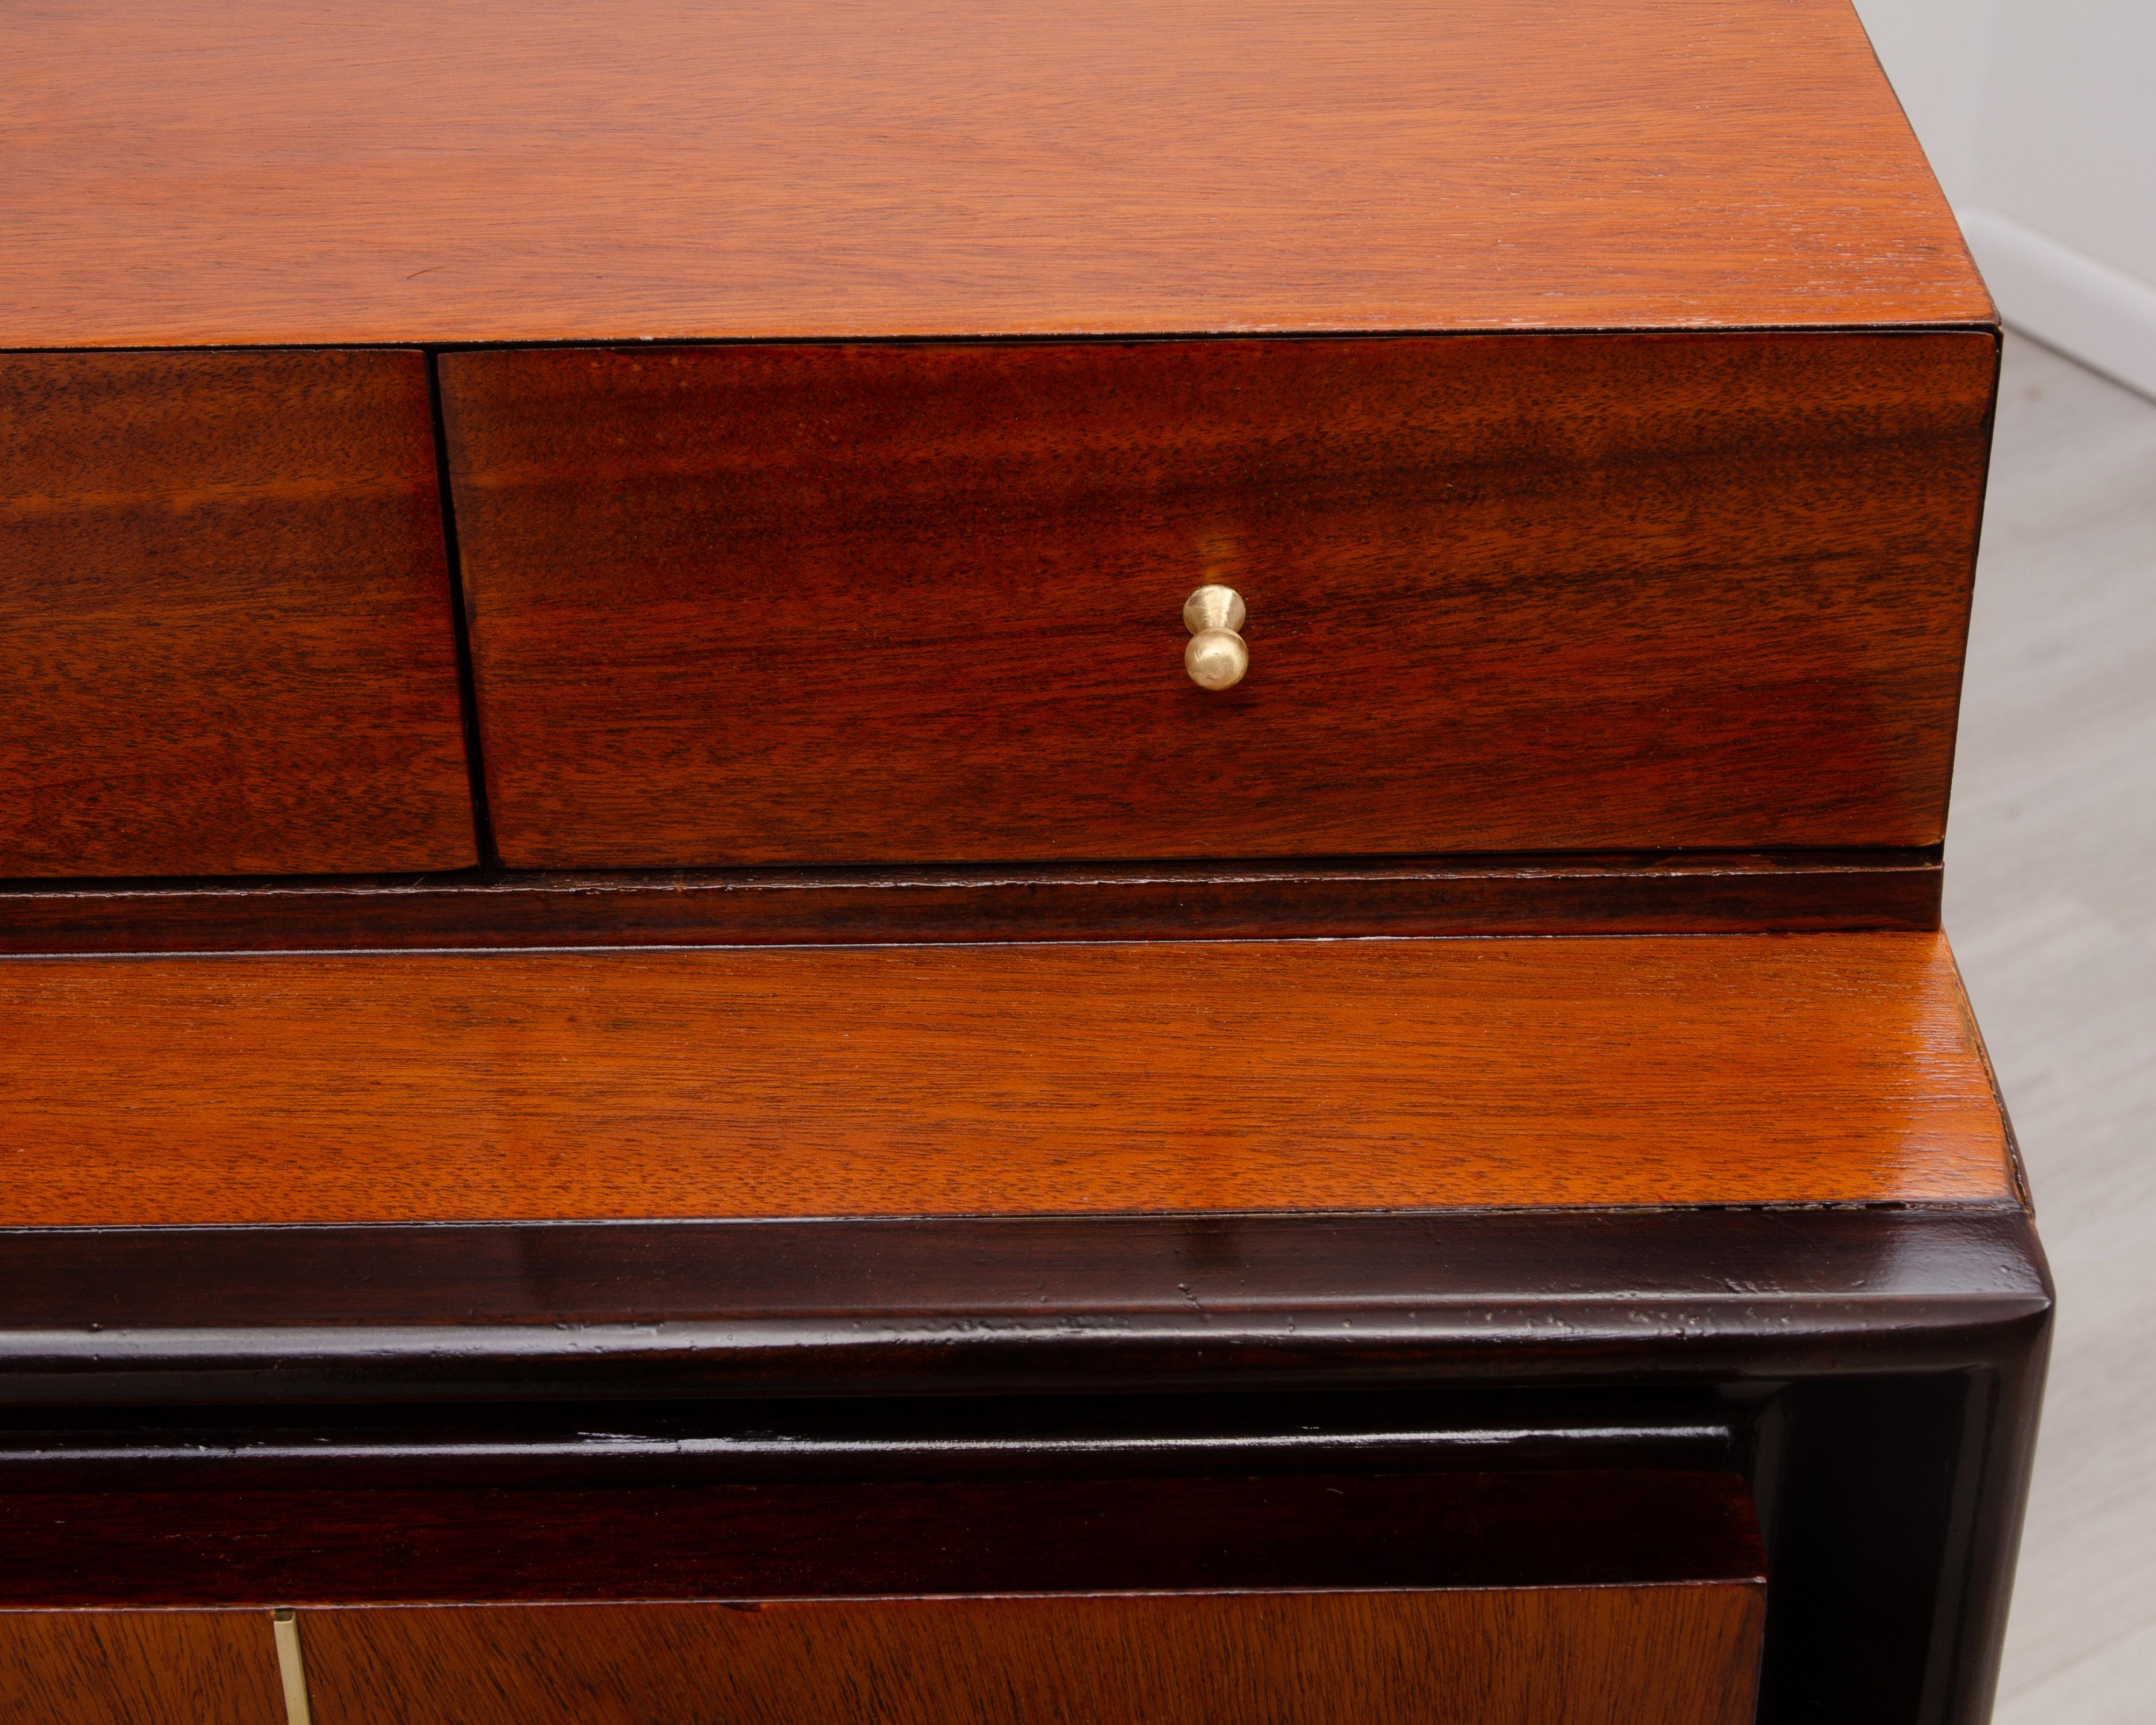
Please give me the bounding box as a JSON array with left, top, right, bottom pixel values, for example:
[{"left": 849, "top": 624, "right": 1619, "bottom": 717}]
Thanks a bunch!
[{"left": 1, "top": 3, "right": 2045, "bottom": 1723}]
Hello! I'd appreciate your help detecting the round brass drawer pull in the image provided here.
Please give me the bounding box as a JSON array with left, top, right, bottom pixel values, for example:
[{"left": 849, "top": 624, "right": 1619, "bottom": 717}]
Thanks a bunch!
[{"left": 1183, "top": 584, "right": 1249, "bottom": 691}]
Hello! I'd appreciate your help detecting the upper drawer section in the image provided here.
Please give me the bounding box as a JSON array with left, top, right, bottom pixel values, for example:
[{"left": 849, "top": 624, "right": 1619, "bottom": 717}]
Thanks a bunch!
[
  {"left": 1, "top": 350, "right": 477, "bottom": 879},
  {"left": 443, "top": 332, "right": 1993, "bottom": 869}
]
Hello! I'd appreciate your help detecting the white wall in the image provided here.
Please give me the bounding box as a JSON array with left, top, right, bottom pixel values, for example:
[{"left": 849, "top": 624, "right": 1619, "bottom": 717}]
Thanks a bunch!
[
  {"left": 1850, "top": 0, "right": 1995, "bottom": 204},
  {"left": 1854, "top": 0, "right": 2156, "bottom": 399}
]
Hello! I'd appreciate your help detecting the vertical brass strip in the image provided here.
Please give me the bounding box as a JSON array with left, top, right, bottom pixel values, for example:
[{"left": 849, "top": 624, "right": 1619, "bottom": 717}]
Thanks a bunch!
[{"left": 272, "top": 1609, "right": 314, "bottom": 1725}]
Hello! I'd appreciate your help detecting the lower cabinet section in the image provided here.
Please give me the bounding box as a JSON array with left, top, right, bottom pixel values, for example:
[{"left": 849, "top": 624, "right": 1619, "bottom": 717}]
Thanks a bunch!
[
  {"left": 0, "top": 1470, "right": 1766, "bottom": 1724},
  {"left": 0, "top": 1585, "right": 1763, "bottom": 1725},
  {"left": 297, "top": 1586, "right": 1765, "bottom": 1725},
  {"left": 0, "top": 1610, "right": 285, "bottom": 1725},
  {"left": 0, "top": 1206, "right": 2051, "bottom": 1724}
]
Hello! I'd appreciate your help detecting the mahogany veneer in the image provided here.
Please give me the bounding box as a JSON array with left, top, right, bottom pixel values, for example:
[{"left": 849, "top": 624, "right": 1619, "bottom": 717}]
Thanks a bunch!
[
  {"left": 295, "top": 1585, "right": 1765, "bottom": 1725},
  {"left": 0, "top": 0, "right": 1985, "bottom": 348},
  {"left": 0, "top": 350, "right": 476, "bottom": 879},
  {"left": 0, "top": 4, "right": 2045, "bottom": 1723},
  {"left": 0, "top": 1613, "right": 283, "bottom": 1725},
  {"left": 0, "top": 1473, "right": 1766, "bottom": 1724},
  {"left": 443, "top": 333, "right": 1993, "bottom": 867},
  {"left": 0, "top": 933, "right": 2011, "bottom": 1227}
]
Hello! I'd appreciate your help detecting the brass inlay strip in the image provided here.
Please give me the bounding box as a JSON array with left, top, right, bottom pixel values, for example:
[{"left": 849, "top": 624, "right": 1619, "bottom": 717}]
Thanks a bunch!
[{"left": 272, "top": 1609, "right": 314, "bottom": 1725}]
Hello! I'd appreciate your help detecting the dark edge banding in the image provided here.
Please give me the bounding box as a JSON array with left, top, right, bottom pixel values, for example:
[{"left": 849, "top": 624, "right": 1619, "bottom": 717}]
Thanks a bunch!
[
  {"left": 0, "top": 848, "right": 1942, "bottom": 954},
  {"left": 0, "top": 1204, "right": 2048, "bottom": 1405}
]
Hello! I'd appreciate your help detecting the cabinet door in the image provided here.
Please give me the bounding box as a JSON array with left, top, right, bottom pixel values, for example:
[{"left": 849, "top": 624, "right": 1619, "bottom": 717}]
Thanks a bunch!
[
  {"left": 269, "top": 1471, "right": 1760, "bottom": 1725},
  {"left": 0, "top": 1469, "right": 1765, "bottom": 1723},
  {"left": 297, "top": 1585, "right": 1764, "bottom": 1725},
  {"left": 0, "top": 1610, "right": 284, "bottom": 1724},
  {"left": 1, "top": 349, "right": 476, "bottom": 878}
]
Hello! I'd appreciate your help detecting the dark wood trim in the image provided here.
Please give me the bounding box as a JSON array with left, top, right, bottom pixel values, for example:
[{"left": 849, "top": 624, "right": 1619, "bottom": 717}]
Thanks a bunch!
[
  {"left": 0, "top": 1204, "right": 2043, "bottom": 1405},
  {"left": 0, "top": 1204, "right": 2047, "bottom": 1725},
  {"left": 0, "top": 1205, "right": 2048, "bottom": 1725},
  {"left": 0, "top": 1389, "right": 1735, "bottom": 1492},
  {"left": 0, "top": 849, "right": 1941, "bottom": 954},
  {"left": 0, "top": 1470, "right": 1761, "bottom": 1610}
]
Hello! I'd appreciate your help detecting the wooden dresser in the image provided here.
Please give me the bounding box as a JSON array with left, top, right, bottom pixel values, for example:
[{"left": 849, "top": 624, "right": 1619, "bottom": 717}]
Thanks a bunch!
[{"left": 1, "top": 2, "right": 2046, "bottom": 1722}]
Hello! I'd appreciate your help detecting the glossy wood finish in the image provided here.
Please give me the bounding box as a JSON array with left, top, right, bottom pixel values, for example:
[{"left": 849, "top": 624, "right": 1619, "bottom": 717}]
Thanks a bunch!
[
  {"left": 0, "top": 1205, "right": 2046, "bottom": 1406},
  {"left": 0, "top": 11, "right": 2035, "bottom": 1725},
  {"left": 0, "top": 1203, "right": 2051, "bottom": 1724},
  {"left": 297, "top": 1583, "right": 1765, "bottom": 1725},
  {"left": 0, "top": 1611, "right": 282, "bottom": 1725},
  {"left": 0, "top": 1470, "right": 1759, "bottom": 1608},
  {"left": 0, "top": 850, "right": 1944, "bottom": 954},
  {"left": 445, "top": 332, "right": 1994, "bottom": 866},
  {"left": 0, "top": 1391, "right": 1735, "bottom": 1493},
  {"left": 0, "top": 350, "right": 477, "bottom": 879},
  {"left": 0, "top": 933, "right": 2011, "bottom": 1227},
  {"left": 0, "top": 0, "right": 1986, "bottom": 350}
]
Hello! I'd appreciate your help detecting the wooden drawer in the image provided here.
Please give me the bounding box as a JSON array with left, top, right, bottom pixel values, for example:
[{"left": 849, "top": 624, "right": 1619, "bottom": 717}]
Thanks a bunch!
[
  {"left": 294, "top": 1587, "right": 1764, "bottom": 1725},
  {"left": 0, "top": 1590, "right": 1766, "bottom": 1725},
  {"left": 441, "top": 330, "right": 1993, "bottom": 868},
  {"left": 0, "top": 1473, "right": 1764, "bottom": 1724},
  {"left": 0, "top": 1611, "right": 284, "bottom": 1724},
  {"left": 0, "top": 350, "right": 476, "bottom": 879}
]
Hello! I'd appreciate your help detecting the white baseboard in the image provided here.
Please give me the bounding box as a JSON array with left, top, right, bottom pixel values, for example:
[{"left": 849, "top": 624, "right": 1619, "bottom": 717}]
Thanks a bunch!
[{"left": 1957, "top": 206, "right": 2156, "bottom": 401}]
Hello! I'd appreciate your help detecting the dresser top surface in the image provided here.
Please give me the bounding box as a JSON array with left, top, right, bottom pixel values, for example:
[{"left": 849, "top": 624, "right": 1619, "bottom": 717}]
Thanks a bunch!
[
  {"left": 1, "top": 0, "right": 1989, "bottom": 350},
  {"left": 0, "top": 933, "right": 2014, "bottom": 1227}
]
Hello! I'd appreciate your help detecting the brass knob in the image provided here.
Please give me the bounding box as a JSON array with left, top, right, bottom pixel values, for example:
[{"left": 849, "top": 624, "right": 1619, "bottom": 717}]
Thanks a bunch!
[{"left": 1183, "top": 585, "right": 1248, "bottom": 691}]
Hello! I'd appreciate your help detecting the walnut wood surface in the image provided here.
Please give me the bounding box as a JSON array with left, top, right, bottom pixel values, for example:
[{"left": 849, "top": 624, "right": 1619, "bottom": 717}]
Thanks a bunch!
[
  {"left": 296, "top": 1584, "right": 1764, "bottom": 1725},
  {"left": 0, "top": 1611, "right": 282, "bottom": 1725},
  {"left": 0, "top": 850, "right": 1943, "bottom": 954},
  {"left": 0, "top": 0, "right": 1984, "bottom": 349},
  {"left": 0, "top": 1471, "right": 1760, "bottom": 1608},
  {"left": 0, "top": 933, "right": 2011, "bottom": 1227},
  {"left": 0, "top": 350, "right": 477, "bottom": 878},
  {"left": 444, "top": 332, "right": 1994, "bottom": 866}
]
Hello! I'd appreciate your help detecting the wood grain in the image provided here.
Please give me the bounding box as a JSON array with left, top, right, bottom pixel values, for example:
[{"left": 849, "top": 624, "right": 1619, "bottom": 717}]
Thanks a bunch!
[
  {"left": 0, "top": 0, "right": 1985, "bottom": 348},
  {"left": 0, "top": 1206, "right": 2051, "bottom": 1725},
  {"left": 0, "top": 350, "right": 477, "bottom": 878},
  {"left": 0, "top": 933, "right": 2012, "bottom": 1227},
  {"left": 443, "top": 332, "right": 1994, "bottom": 866},
  {"left": 0, "top": 850, "right": 1945, "bottom": 955},
  {"left": 297, "top": 1585, "right": 1764, "bottom": 1725},
  {"left": 0, "top": 1471, "right": 1762, "bottom": 1608},
  {"left": 0, "top": 1610, "right": 283, "bottom": 1725}
]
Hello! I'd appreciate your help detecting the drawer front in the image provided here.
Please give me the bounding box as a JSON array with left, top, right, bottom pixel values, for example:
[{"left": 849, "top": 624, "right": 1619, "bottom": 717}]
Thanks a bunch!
[
  {"left": 0, "top": 1609, "right": 282, "bottom": 1724},
  {"left": 442, "top": 330, "right": 1992, "bottom": 868},
  {"left": 1, "top": 350, "right": 476, "bottom": 878},
  {"left": 296, "top": 1587, "right": 1765, "bottom": 1725},
  {"left": 0, "top": 1469, "right": 1763, "bottom": 1721}
]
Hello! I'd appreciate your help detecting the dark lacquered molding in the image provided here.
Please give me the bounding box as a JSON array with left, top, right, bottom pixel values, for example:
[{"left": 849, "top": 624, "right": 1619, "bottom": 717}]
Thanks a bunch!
[
  {"left": 0, "top": 1205, "right": 2044, "bottom": 1407},
  {"left": 0, "top": 847, "right": 1941, "bottom": 954},
  {"left": 0, "top": 1468, "right": 1762, "bottom": 1611},
  {"left": 0, "top": 1390, "right": 1734, "bottom": 1492},
  {"left": 0, "top": 1204, "right": 2049, "bottom": 1725}
]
